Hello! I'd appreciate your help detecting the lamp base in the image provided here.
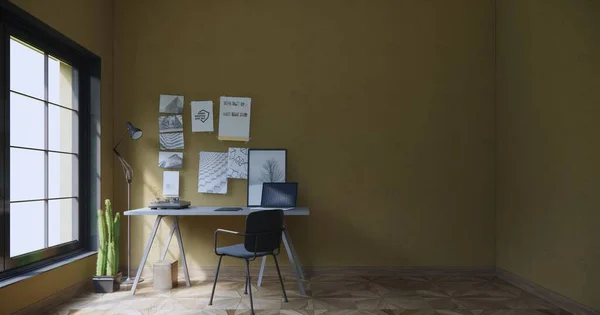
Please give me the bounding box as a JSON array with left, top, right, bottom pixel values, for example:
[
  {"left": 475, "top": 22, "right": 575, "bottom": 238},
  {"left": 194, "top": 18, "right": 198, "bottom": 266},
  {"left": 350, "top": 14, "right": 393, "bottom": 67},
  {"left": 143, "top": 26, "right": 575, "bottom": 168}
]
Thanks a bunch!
[{"left": 121, "top": 277, "right": 144, "bottom": 285}]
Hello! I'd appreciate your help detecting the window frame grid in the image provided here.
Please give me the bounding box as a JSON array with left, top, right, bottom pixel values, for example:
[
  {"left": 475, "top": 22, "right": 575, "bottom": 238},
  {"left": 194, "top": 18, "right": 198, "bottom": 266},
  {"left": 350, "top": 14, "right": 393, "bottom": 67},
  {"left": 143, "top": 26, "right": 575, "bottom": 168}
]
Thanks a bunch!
[{"left": 0, "top": 1, "right": 99, "bottom": 279}]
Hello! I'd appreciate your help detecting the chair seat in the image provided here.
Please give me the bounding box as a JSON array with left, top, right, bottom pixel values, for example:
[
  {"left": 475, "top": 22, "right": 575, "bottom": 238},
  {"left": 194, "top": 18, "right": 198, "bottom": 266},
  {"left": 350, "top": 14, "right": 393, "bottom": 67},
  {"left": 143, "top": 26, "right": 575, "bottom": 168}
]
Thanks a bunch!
[{"left": 216, "top": 243, "right": 271, "bottom": 258}]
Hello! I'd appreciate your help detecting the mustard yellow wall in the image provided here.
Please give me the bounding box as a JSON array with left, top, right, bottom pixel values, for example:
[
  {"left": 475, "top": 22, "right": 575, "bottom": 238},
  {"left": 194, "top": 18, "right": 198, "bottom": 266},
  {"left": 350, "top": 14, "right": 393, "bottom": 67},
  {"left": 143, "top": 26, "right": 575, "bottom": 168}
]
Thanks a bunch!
[
  {"left": 114, "top": 0, "right": 496, "bottom": 269},
  {"left": 496, "top": 0, "right": 600, "bottom": 311},
  {"left": 0, "top": 1, "right": 114, "bottom": 314}
]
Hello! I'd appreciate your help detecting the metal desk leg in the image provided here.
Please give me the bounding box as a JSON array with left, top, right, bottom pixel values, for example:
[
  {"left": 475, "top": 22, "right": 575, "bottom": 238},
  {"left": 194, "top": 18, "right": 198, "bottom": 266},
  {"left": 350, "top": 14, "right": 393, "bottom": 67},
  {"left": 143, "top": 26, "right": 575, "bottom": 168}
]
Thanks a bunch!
[
  {"left": 282, "top": 231, "right": 306, "bottom": 296},
  {"left": 160, "top": 219, "right": 176, "bottom": 260},
  {"left": 283, "top": 228, "right": 305, "bottom": 279},
  {"left": 174, "top": 216, "right": 191, "bottom": 287},
  {"left": 257, "top": 256, "right": 267, "bottom": 287},
  {"left": 131, "top": 215, "right": 163, "bottom": 295}
]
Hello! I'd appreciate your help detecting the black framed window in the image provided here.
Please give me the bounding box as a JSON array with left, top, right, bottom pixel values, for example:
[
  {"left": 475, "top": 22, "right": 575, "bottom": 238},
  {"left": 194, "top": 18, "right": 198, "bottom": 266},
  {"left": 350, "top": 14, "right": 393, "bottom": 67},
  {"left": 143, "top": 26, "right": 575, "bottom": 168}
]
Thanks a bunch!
[{"left": 0, "top": 2, "right": 100, "bottom": 277}]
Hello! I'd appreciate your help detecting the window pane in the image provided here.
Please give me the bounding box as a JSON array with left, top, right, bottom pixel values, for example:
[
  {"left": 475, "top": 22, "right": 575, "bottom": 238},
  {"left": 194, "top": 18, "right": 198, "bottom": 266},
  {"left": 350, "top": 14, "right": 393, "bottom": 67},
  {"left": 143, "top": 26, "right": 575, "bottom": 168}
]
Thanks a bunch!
[
  {"left": 49, "top": 153, "right": 78, "bottom": 198},
  {"left": 10, "top": 92, "right": 45, "bottom": 149},
  {"left": 10, "top": 201, "right": 45, "bottom": 257},
  {"left": 48, "top": 56, "right": 79, "bottom": 110},
  {"left": 11, "top": 148, "right": 45, "bottom": 201},
  {"left": 49, "top": 105, "right": 78, "bottom": 153},
  {"left": 49, "top": 198, "right": 78, "bottom": 247},
  {"left": 10, "top": 37, "right": 44, "bottom": 99}
]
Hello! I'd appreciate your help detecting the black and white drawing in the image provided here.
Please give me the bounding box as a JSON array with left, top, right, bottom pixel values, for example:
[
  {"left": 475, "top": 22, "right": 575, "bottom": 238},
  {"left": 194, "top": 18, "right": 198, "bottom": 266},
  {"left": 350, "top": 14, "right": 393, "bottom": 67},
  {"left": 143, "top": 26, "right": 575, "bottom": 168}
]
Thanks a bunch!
[
  {"left": 159, "top": 94, "right": 184, "bottom": 114},
  {"left": 159, "top": 133, "right": 184, "bottom": 150},
  {"left": 247, "top": 149, "right": 286, "bottom": 206},
  {"left": 198, "top": 152, "right": 228, "bottom": 194},
  {"left": 191, "top": 101, "right": 214, "bottom": 132},
  {"left": 227, "top": 147, "right": 248, "bottom": 179},
  {"left": 159, "top": 115, "right": 183, "bottom": 133},
  {"left": 158, "top": 151, "right": 183, "bottom": 168}
]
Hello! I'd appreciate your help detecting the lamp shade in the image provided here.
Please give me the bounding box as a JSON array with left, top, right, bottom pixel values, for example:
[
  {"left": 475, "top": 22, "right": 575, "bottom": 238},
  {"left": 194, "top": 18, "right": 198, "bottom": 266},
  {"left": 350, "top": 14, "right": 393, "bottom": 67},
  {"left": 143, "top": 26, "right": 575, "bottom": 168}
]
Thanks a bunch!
[{"left": 126, "top": 122, "right": 143, "bottom": 140}]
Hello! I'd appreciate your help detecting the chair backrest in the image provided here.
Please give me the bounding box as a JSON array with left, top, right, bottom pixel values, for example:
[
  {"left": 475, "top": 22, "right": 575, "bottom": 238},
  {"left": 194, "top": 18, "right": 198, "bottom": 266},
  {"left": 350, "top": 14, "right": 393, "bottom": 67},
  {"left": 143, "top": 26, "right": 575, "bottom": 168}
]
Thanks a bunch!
[{"left": 244, "top": 210, "right": 284, "bottom": 253}]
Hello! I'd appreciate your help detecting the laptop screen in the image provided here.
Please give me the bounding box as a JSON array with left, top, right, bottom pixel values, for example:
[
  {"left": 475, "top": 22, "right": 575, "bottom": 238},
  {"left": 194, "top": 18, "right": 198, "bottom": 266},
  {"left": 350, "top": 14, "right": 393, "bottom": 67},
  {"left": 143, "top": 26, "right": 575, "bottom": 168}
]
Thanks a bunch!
[{"left": 261, "top": 183, "right": 298, "bottom": 207}]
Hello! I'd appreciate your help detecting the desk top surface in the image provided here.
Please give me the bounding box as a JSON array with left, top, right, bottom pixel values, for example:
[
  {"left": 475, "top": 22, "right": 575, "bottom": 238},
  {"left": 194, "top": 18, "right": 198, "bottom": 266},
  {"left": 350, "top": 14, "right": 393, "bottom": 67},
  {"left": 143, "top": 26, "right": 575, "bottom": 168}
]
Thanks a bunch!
[{"left": 124, "top": 206, "right": 310, "bottom": 216}]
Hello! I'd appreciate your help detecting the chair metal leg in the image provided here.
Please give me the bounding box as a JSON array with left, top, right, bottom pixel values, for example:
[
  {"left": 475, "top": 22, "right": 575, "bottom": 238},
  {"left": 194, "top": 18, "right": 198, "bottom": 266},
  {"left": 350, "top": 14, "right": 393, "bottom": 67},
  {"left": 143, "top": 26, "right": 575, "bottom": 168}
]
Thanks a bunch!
[
  {"left": 245, "top": 259, "right": 255, "bottom": 315},
  {"left": 272, "top": 254, "right": 288, "bottom": 303},
  {"left": 244, "top": 275, "right": 249, "bottom": 294},
  {"left": 209, "top": 256, "right": 223, "bottom": 306}
]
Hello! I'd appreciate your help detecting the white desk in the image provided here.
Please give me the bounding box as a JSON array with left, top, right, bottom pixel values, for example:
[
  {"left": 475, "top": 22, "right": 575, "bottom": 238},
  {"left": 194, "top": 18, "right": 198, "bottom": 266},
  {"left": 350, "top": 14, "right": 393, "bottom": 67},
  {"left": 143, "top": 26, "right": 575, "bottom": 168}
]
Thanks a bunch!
[{"left": 124, "top": 206, "right": 309, "bottom": 295}]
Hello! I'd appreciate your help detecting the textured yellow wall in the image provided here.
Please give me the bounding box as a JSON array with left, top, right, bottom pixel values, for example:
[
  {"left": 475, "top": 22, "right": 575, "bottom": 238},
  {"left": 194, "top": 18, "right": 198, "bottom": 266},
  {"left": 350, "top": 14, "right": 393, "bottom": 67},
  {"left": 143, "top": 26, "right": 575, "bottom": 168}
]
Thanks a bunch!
[
  {"left": 496, "top": 0, "right": 600, "bottom": 311},
  {"left": 0, "top": 0, "right": 114, "bottom": 314},
  {"left": 114, "top": 0, "right": 496, "bottom": 269}
]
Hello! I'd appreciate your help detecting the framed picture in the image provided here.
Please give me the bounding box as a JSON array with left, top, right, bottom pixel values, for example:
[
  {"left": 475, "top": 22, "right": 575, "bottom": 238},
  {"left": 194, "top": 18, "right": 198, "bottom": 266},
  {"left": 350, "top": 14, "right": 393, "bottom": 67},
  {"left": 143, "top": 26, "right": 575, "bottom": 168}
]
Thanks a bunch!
[{"left": 247, "top": 149, "right": 287, "bottom": 206}]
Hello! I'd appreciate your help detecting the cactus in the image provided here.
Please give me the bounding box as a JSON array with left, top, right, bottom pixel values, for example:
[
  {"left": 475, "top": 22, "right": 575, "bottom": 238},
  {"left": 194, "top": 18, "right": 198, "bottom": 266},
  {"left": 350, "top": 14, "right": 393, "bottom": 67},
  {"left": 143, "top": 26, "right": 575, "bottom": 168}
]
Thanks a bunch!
[
  {"left": 96, "top": 209, "right": 107, "bottom": 276},
  {"left": 96, "top": 199, "right": 120, "bottom": 277}
]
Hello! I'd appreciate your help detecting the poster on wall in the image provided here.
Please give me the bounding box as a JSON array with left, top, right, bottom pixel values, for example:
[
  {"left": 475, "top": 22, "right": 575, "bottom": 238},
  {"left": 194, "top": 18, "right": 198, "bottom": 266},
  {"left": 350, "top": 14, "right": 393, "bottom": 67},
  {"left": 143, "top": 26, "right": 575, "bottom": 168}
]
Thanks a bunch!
[
  {"left": 226, "top": 147, "right": 248, "bottom": 179},
  {"left": 191, "top": 101, "right": 214, "bottom": 132},
  {"left": 247, "top": 149, "right": 286, "bottom": 206},
  {"left": 198, "top": 151, "right": 228, "bottom": 194},
  {"left": 218, "top": 96, "right": 251, "bottom": 141},
  {"left": 159, "top": 133, "right": 184, "bottom": 150},
  {"left": 163, "top": 171, "right": 180, "bottom": 197},
  {"left": 159, "top": 115, "right": 183, "bottom": 133},
  {"left": 159, "top": 94, "right": 184, "bottom": 114},
  {"left": 158, "top": 151, "right": 183, "bottom": 169}
]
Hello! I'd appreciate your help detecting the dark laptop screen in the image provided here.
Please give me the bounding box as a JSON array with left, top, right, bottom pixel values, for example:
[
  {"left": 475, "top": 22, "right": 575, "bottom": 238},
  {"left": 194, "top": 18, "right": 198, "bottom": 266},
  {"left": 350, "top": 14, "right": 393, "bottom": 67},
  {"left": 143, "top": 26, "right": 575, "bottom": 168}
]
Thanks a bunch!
[{"left": 261, "top": 183, "right": 298, "bottom": 207}]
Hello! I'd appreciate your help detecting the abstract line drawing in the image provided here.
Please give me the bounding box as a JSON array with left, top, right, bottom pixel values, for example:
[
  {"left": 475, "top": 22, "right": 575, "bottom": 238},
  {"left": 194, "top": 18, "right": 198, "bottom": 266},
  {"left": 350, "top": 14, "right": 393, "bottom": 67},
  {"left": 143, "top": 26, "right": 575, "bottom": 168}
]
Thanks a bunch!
[
  {"left": 158, "top": 151, "right": 183, "bottom": 168},
  {"left": 198, "top": 152, "right": 228, "bottom": 194},
  {"left": 159, "top": 115, "right": 183, "bottom": 133},
  {"left": 159, "top": 133, "right": 184, "bottom": 150},
  {"left": 226, "top": 147, "right": 248, "bottom": 179},
  {"left": 247, "top": 149, "right": 286, "bottom": 206},
  {"left": 159, "top": 94, "right": 184, "bottom": 114},
  {"left": 191, "top": 101, "right": 214, "bottom": 132}
]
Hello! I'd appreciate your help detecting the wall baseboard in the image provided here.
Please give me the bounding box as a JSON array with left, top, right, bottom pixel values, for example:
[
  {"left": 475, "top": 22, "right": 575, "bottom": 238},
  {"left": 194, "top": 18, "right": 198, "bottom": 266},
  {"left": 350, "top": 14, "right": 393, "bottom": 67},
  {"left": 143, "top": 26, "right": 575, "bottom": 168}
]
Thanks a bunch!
[
  {"left": 13, "top": 279, "right": 91, "bottom": 315},
  {"left": 496, "top": 268, "right": 598, "bottom": 315},
  {"left": 134, "top": 264, "right": 497, "bottom": 279}
]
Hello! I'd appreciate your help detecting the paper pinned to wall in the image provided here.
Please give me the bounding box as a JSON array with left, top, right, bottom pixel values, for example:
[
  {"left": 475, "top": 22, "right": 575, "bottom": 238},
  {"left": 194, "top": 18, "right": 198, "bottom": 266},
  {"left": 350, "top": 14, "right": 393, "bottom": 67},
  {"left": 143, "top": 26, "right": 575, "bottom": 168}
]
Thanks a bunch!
[
  {"left": 198, "top": 152, "right": 228, "bottom": 194},
  {"left": 191, "top": 101, "right": 214, "bottom": 132},
  {"left": 227, "top": 147, "right": 248, "bottom": 179},
  {"left": 218, "top": 96, "right": 251, "bottom": 141},
  {"left": 163, "top": 171, "right": 180, "bottom": 197}
]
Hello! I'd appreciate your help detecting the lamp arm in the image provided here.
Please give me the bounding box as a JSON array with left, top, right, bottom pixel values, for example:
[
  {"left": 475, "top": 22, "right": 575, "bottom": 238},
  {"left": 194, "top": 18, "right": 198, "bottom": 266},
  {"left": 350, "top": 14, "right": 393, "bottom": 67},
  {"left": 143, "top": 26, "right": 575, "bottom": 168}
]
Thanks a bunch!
[
  {"left": 114, "top": 130, "right": 133, "bottom": 184},
  {"left": 117, "top": 155, "right": 133, "bottom": 184}
]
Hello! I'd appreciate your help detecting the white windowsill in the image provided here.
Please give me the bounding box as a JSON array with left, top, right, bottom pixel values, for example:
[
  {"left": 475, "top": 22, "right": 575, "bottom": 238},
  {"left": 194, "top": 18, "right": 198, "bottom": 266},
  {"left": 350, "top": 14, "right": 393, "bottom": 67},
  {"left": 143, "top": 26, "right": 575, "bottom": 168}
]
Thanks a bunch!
[{"left": 0, "top": 251, "right": 96, "bottom": 289}]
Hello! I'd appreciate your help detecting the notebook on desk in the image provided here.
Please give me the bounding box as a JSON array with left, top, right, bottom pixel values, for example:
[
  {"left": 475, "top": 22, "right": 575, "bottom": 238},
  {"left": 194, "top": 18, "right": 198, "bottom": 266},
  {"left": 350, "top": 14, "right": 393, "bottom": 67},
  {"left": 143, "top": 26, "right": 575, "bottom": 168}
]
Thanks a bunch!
[{"left": 250, "top": 183, "right": 297, "bottom": 210}]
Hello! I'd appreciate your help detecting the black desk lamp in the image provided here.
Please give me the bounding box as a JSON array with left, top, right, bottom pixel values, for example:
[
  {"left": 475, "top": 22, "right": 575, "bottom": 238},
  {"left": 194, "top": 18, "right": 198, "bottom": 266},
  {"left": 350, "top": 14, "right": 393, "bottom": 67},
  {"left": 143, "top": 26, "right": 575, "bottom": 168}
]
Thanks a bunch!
[{"left": 114, "top": 122, "right": 143, "bottom": 283}]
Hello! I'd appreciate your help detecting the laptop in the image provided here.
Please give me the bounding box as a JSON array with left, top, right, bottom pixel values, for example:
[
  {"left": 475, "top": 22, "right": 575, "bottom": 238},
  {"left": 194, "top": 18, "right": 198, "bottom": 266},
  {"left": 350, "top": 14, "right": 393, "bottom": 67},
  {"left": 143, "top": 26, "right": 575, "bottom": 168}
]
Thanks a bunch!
[{"left": 250, "top": 183, "right": 298, "bottom": 210}]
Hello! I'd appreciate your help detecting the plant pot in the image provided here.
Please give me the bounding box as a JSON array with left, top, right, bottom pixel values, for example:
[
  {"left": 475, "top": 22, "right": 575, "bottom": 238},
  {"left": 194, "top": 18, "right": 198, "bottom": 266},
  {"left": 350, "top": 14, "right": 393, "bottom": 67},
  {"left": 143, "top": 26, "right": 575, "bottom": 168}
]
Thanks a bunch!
[{"left": 92, "top": 272, "right": 122, "bottom": 293}]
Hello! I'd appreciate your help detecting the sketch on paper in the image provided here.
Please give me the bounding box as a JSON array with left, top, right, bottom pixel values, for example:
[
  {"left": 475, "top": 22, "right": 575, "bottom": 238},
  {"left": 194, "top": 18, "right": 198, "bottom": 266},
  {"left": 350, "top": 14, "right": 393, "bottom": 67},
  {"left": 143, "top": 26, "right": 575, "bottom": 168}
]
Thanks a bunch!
[
  {"left": 247, "top": 149, "right": 286, "bottom": 206},
  {"left": 198, "top": 152, "right": 228, "bottom": 194},
  {"left": 227, "top": 148, "right": 249, "bottom": 179},
  {"left": 159, "top": 133, "right": 184, "bottom": 150},
  {"left": 191, "top": 101, "right": 214, "bottom": 132},
  {"left": 163, "top": 171, "right": 179, "bottom": 197},
  {"left": 158, "top": 151, "right": 183, "bottom": 169},
  {"left": 159, "top": 94, "right": 184, "bottom": 114},
  {"left": 159, "top": 115, "right": 183, "bottom": 133}
]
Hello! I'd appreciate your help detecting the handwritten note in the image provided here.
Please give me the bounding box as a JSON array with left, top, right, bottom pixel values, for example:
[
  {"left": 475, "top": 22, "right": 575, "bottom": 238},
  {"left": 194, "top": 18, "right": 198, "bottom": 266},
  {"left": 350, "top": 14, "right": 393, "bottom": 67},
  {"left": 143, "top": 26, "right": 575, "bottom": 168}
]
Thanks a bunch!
[{"left": 218, "top": 96, "right": 251, "bottom": 141}]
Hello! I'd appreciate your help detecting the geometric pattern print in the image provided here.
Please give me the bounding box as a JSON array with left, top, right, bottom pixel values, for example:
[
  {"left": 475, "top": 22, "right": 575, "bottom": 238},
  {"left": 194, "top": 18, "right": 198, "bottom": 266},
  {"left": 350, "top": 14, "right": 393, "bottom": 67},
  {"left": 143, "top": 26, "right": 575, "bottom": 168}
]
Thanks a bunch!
[
  {"left": 226, "top": 147, "right": 248, "bottom": 179},
  {"left": 198, "top": 151, "right": 228, "bottom": 194},
  {"left": 159, "top": 132, "right": 184, "bottom": 150}
]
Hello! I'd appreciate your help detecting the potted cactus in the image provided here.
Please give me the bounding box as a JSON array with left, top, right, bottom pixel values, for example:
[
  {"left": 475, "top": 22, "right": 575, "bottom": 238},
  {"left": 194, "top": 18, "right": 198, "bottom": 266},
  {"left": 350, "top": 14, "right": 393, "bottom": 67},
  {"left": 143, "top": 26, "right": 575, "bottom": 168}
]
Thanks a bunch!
[{"left": 93, "top": 199, "right": 122, "bottom": 293}]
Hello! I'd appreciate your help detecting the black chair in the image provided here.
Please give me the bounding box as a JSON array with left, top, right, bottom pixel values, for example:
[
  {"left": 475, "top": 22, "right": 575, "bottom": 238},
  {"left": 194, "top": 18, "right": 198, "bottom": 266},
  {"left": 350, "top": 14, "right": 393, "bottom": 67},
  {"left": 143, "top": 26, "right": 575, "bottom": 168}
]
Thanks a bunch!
[{"left": 209, "top": 210, "right": 288, "bottom": 314}]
